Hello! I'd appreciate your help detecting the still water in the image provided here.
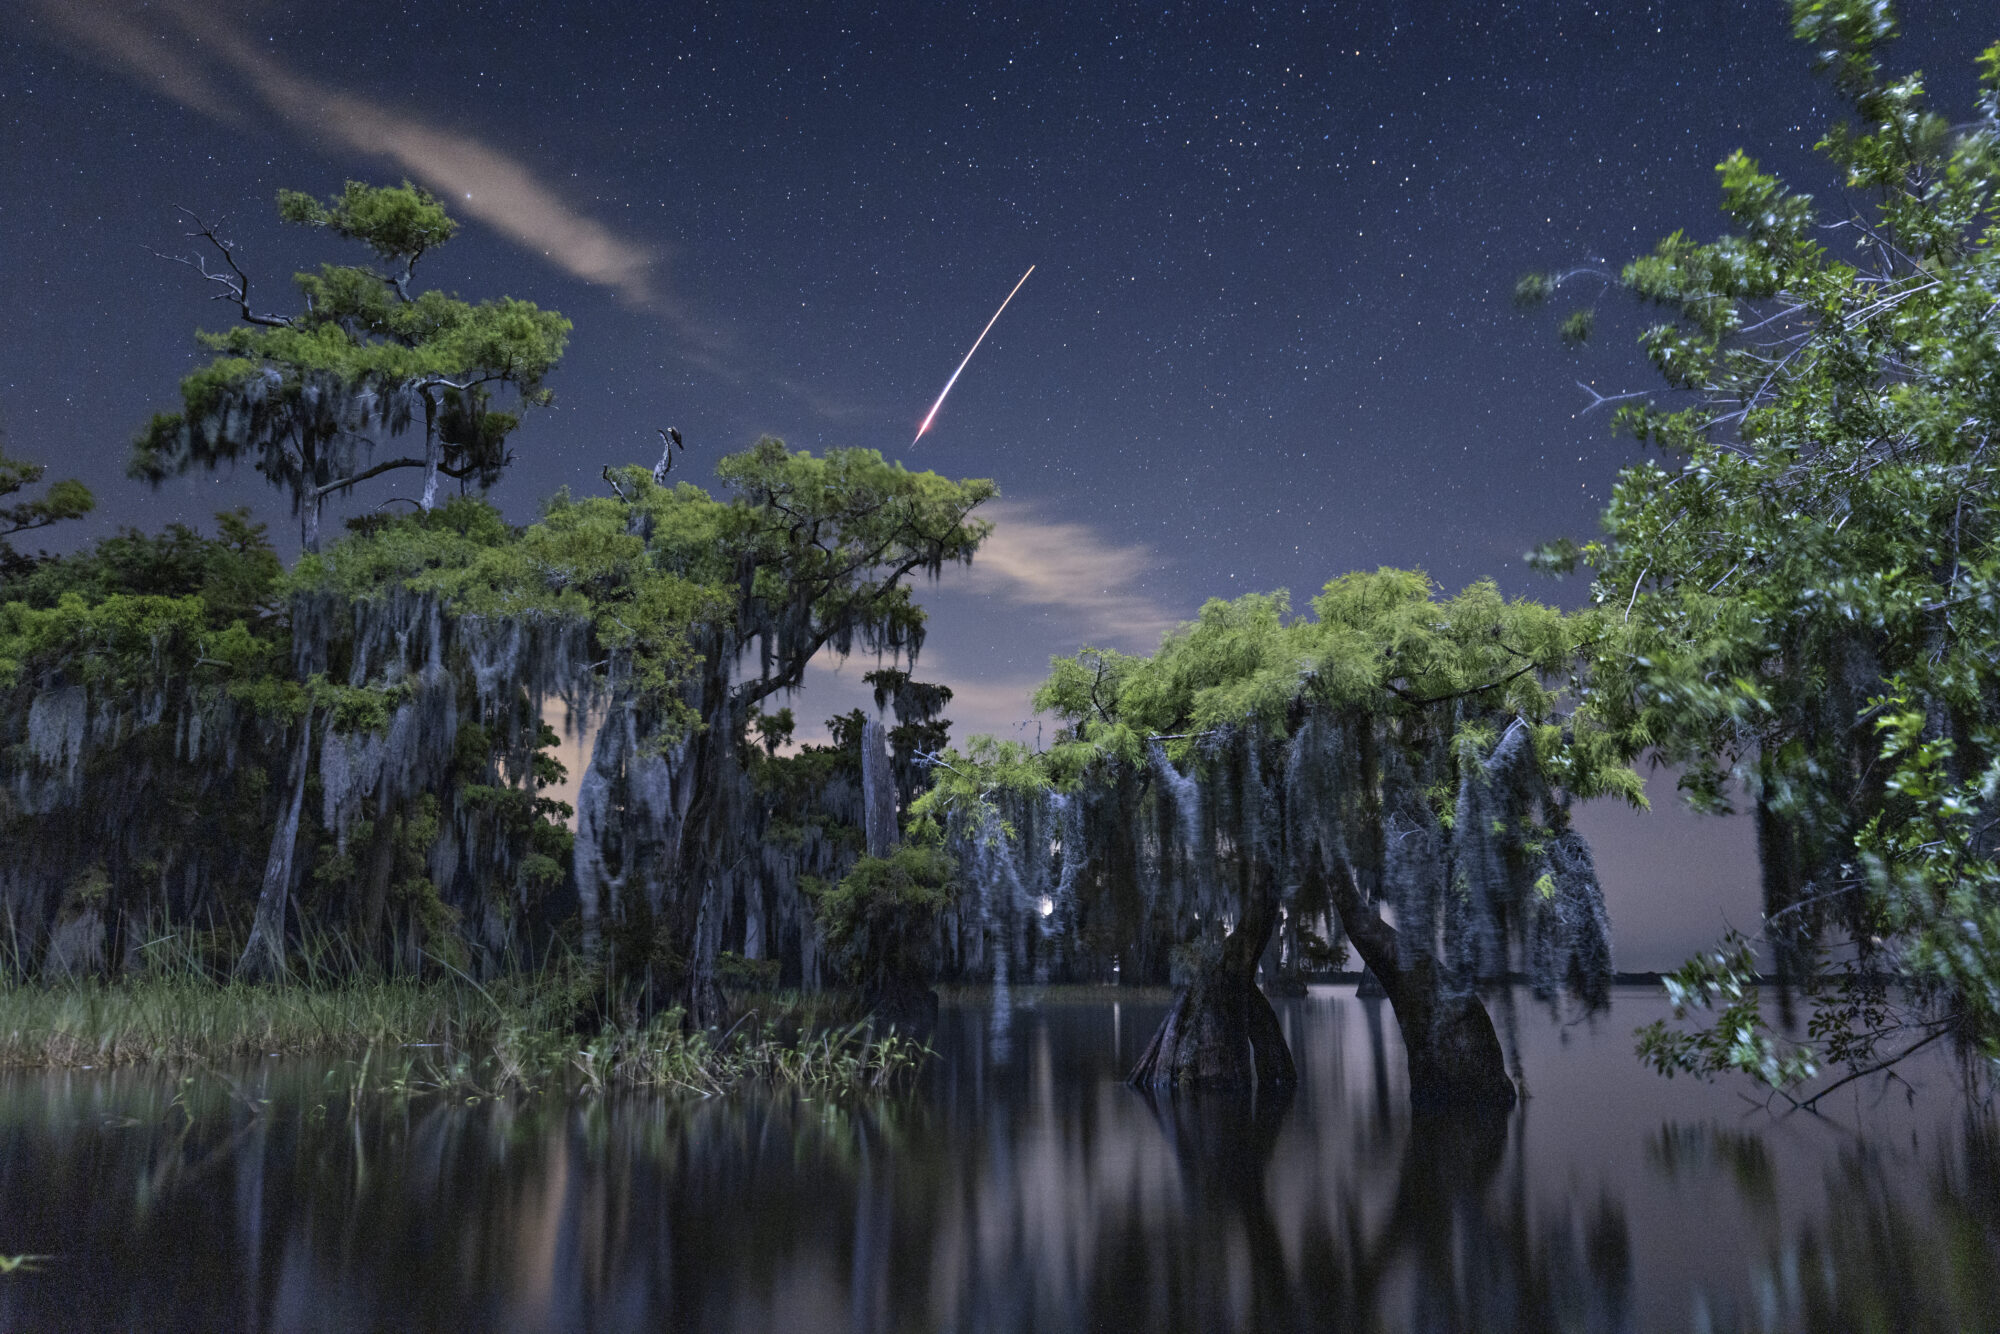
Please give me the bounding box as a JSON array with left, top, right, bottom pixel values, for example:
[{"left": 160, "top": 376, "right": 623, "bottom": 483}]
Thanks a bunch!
[{"left": 0, "top": 986, "right": 1994, "bottom": 1333}]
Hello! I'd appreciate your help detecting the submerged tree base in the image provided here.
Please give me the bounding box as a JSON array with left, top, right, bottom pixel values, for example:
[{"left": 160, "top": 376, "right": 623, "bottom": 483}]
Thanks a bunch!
[
  {"left": 1401, "top": 990, "right": 1518, "bottom": 1115},
  {"left": 1129, "top": 960, "right": 1297, "bottom": 1091}
]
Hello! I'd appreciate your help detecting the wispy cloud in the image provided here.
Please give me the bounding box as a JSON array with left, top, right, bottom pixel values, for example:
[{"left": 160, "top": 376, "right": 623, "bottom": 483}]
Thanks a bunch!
[
  {"left": 960, "top": 501, "right": 1184, "bottom": 651},
  {"left": 30, "top": 0, "right": 665, "bottom": 310},
  {"left": 24, "top": 0, "right": 239, "bottom": 120},
  {"left": 215, "top": 36, "right": 662, "bottom": 305}
]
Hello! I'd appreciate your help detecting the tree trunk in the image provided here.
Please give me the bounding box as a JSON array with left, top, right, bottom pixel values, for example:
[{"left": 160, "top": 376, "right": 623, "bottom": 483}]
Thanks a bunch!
[
  {"left": 1378, "top": 961, "right": 1517, "bottom": 1114},
  {"left": 419, "top": 394, "right": 442, "bottom": 513},
  {"left": 1261, "top": 912, "right": 1309, "bottom": 996},
  {"left": 861, "top": 717, "right": 897, "bottom": 859},
  {"left": 358, "top": 796, "right": 398, "bottom": 960},
  {"left": 1129, "top": 871, "right": 1296, "bottom": 1090},
  {"left": 1327, "top": 864, "right": 1516, "bottom": 1114},
  {"left": 236, "top": 714, "right": 313, "bottom": 982},
  {"left": 649, "top": 716, "right": 729, "bottom": 1029},
  {"left": 301, "top": 491, "right": 323, "bottom": 554},
  {"left": 864, "top": 970, "right": 939, "bottom": 1036}
]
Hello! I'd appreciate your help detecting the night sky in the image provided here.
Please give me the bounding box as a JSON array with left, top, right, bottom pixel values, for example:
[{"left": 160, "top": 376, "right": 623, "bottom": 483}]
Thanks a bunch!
[{"left": 5, "top": 1, "right": 1993, "bottom": 964}]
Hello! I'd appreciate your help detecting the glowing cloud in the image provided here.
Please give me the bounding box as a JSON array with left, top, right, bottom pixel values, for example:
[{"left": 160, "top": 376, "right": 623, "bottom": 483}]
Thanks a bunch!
[
  {"left": 961, "top": 502, "right": 1183, "bottom": 652},
  {"left": 30, "top": 0, "right": 663, "bottom": 308}
]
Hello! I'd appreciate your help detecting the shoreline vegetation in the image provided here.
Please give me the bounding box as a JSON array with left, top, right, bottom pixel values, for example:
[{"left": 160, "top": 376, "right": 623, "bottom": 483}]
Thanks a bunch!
[
  {"left": 0, "top": 965, "right": 929, "bottom": 1096},
  {"left": 0, "top": 971, "right": 1770, "bottom": 1085}
]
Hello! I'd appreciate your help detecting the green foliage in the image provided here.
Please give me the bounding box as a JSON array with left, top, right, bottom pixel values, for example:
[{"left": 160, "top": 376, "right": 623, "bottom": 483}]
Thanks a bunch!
[
  {"left": 0, "top": 510, "right": 289, "bottom": 702},
  {"left": 919, "top": 573, "right": 1638, "bottom": 928},
  {"left": 1014, "top": 568, "right": 1634, "bottom": 801},
  {"left": 1635, "top": 932, "right": 1820, "bottom": 1087},
  {"left": 301, "top": 486, "right": 732, "bottom": 736},
  {"left": 715, "top": 950, "right": 781, "bottom": 991},
  {"left": 0, "top": 441, "right": 92, "bottom": 573},
  {"left": 131, "top": 181, "right": 570, "bottom": 548},
  {"left": 908, "top": 735, "right": 1053, "bottom": 842},
  {"left": 1513, "top": 271, "right": 1556, "bottom": 306},
  {"left": 809, "top": 845, "right": 958, "bottom": 992},
  {"left": 716, "top": 438, "right": 996, "bottom": 682},
  {"left": 276, "top": 179, "right": 457, "bottom": 269},
  {"left": 751, "top": 707, "right": 796, "bottom": 755},
  {"left": 1528, "top": 2, "right": 2000, "bottom": 1084}
]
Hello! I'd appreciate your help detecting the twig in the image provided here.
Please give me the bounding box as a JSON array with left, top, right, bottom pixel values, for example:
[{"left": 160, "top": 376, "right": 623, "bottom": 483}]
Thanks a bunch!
[
  {"left": 1799, "top": 1023, "right": 1953, "bottom": 1111},
  {"left": 1575, "top": 381, "right": 1651, "bottom": 415}
]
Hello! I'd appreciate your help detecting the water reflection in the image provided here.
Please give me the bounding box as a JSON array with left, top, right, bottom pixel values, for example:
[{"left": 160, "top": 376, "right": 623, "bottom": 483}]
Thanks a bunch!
[
  {"left": 1654, "top": 1116, "right": 2000, "bottom": 1333},
  {"left": 0, "top": 988, "right": 1990, "bottom": 1332}
]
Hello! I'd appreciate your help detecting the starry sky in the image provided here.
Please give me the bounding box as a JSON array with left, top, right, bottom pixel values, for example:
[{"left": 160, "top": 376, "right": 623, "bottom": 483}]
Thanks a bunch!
[{"left": 4, "top": 1, "right": 1993, "bottom": 963}]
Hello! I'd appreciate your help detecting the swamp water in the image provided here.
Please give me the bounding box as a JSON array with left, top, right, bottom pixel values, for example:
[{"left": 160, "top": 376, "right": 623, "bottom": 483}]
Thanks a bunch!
[{"left": 0, "top": 985, "right": 1994, "bottom": 1333}]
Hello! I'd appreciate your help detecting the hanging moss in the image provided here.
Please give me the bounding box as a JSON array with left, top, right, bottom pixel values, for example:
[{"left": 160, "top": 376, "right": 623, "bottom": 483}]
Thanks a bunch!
[
  {"left": 563, "top": 444, "right": 993, "bottom": 1022},
  {"left": 921, "top": 569, "right": 1637, "bottom": 1103}
]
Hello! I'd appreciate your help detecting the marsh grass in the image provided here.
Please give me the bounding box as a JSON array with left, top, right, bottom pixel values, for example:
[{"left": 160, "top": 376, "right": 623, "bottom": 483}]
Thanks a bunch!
[
  {"left": 0, "top": 974, "right": 504, "bottom": 1069},
  {"left": 536, "top": 1016, "right": 928, "bottom": 1098},
  {"left": 0, "top": 939, "right": 929, "bottom": 1096}
]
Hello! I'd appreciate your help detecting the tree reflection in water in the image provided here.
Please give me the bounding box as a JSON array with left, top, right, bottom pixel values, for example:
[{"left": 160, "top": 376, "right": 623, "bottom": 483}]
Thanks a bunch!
[
  {"left": 1654, "top": 1114, "right": 2000, "bottom": 1333},
  {"left": 0, "top": 993, "right": 1990, "bottom": 1332},
  {"left": 1124, "top": 1088, "right": 1633, "bottom": 1333}
]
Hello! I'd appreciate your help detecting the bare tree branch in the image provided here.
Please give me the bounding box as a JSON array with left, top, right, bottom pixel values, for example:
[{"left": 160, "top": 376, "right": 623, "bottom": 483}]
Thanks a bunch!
[
  {"left": 1574, "top": 380, "right": 1651, "bottom": 415},
  {"left": 152, "top": 208, "right": 293, "bottom": 328}
]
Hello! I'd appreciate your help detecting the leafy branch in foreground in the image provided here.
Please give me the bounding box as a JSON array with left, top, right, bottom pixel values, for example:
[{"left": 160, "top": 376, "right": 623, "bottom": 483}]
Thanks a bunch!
[
  {"left": 1634, "top": 933, "right": 1818, "bottom": 1092},
  {"left": 1525, "top": 1, "right": 2000, "bottom": 1092}
]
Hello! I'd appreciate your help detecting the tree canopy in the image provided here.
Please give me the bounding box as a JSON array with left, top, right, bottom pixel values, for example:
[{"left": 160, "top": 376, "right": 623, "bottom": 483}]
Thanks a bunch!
[
  {"left": 130, "top": 181, "right": 570, "bottom": 550},
  {"left": 916, "top": 570, "right": 1637, "bottom": 1103},
  {"left": 1521, "top": 0, "right": 2000, "bottom": 1088},
  {"left": 571, "top": 441, "right": 993, "bottom": 1018},
  {"left": 0, "top": 440, "right": 92, "bottom": 577},
  {"left": 2, "top": 432, "right": 993, "bottom": 994}
]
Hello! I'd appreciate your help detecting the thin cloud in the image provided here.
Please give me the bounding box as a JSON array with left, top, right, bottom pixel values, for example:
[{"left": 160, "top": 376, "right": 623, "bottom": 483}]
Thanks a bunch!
[
  {"left": 22, "top": 0, "right": 238, "bottom": 121},
  {"left": 32, "top": 0, "right": 665, "bottom": 310},
  {"left": 961, "top": 501, "right": 1183, "bottom": 652},
  {"left": 206, "top": 29, "right": 662, "bottom": 307}
]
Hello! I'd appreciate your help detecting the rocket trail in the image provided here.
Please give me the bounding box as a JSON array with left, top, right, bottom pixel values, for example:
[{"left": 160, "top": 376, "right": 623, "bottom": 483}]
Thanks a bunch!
[{"left": 913, "top": 265, "right": 1035, "bottom": 446}]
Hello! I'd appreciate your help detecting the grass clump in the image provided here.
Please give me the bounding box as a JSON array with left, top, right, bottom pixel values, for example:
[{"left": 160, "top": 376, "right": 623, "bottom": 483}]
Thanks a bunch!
[
  {"left": 0, "top": 962, "right": 930, "bottom": 1097},
  {"left": 0, "top": 974, "right": 499, "bottom": 1069},
  {"left": 524, "top": 1013, "right": 928, "bottom": 1098}
]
